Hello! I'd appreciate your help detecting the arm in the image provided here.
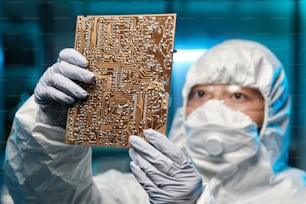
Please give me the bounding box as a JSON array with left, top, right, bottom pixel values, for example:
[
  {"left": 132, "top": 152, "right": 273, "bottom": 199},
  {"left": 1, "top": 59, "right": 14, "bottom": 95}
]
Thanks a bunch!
[
  {"left": 5, "top": 96, "right": 102, "bottom": 204},
  {"left": 4, "top": 49, "right": 103, "bottom": 204}
]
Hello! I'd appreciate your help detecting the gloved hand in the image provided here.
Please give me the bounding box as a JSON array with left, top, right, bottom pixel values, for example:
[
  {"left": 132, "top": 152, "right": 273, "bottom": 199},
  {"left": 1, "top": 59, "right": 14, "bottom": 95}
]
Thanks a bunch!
[
  {"left": 34, "top": 48, "right": 95, "bottom": 127},
  {"left": 129, "top": 129, "right": 204, "bottom": 204}
]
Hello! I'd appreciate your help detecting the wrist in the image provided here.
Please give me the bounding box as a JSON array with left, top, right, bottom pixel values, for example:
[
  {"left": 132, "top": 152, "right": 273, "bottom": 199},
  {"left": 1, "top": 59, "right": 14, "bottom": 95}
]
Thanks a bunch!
[{"left": 36, "top": 102, "right": 67, "bottom": 128}]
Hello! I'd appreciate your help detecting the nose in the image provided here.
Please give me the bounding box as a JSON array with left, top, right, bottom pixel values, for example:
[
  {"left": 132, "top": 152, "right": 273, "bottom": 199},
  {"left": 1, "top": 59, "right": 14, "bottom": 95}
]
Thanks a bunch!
[
  {"left": 212, "top": 94, "right": 223, "bottom": 100},
  {"left": 210, "top": 87, "right": 224, "bottom": 100},
  {"left": 208, "top": 89, "right": 226, "bottom": 104}
]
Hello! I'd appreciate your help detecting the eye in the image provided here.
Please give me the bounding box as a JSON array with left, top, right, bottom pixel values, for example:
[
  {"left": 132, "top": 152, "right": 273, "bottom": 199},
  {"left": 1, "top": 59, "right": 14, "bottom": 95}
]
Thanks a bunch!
[
  {"left": 188, "top": 90, "right": 206, "bottom": 100},
  {"left": 195, "top": 90, "right": 206, "bottom": 97},
  {"left": 231, "top": 92, "right": 247, "bottom": 101}
]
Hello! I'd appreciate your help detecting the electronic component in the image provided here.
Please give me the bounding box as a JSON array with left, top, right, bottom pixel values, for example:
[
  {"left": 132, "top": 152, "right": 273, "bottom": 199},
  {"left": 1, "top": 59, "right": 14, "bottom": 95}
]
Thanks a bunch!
[{"left": 65, "top": 14, "right": 176, "bottom": 147}]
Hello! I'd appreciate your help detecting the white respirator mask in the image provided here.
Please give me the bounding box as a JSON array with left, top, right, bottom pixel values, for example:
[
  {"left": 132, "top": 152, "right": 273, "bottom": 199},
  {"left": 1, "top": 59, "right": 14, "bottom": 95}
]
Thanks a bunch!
[{"left": 185, "top": 100, "right": 260, "bottom": 175}]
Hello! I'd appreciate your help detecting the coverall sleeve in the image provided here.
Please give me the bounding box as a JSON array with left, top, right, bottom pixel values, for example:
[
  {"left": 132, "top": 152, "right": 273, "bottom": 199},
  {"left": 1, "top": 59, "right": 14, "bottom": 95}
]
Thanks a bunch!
[
  {"left": 4, "top": 96, "right": 103, "bottom": 204},
  {"left": 4, "top": 96, "right": 214, "bottom": 204},
  {"left": 196, "top": 184, "right": 216, "bottom": 204}
]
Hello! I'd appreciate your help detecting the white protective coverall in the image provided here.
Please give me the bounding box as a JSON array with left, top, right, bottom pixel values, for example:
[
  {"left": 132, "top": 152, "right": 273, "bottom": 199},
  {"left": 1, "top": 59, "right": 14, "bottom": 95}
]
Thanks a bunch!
[
  {"left": 4, "top": 56, "right": 214, "bottom": 203},
  {"left": 169, "top": 39, "right": 306, "bottom": 203},
  {"left": 4, "top": 100, "right": 212, "bottom": 203},
  {"left": 4, "top": 39, "right": 306, "bottom": 204}
]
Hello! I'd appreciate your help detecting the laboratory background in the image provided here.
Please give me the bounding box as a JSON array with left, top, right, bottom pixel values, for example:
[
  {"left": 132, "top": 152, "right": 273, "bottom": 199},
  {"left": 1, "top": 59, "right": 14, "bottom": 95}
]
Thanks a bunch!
[{"left": 0, "top": 0, "right": 305, "bottom": 201}]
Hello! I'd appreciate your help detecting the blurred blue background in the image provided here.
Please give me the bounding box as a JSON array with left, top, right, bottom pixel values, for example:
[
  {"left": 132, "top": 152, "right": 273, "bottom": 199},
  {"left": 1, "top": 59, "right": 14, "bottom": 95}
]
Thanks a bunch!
[{"left": 0, "top": 0, "right": 305, "bottom": 202}]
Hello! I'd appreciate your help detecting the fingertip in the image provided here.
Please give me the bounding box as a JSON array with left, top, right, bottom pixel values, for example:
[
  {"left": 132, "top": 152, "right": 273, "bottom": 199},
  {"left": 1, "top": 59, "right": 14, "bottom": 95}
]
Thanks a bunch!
[
  {"left": 78, "top": 91, "right": 89, "bottom": 99},
  {"left": 143, "top": 128, "right": 159, "bottom": 141},
  {"left": 143, "top": 129, "right": 152, "bottom": 137},
  {"left": 80, "top": 70, "right": 95, "bottom": 84},
  {"left": 129, "top": 135, "right": 140, "bottom": 144},
  {"left": 128, "top": 147, "right": 135, "bottom": 158},
  {"left": 80, "top": 58, "right": 89, "bottom": 67},
  {"left": 59, "top": 48, "right": 88, "bottom": 67},
  {"left": 130, "top": 161, "right": 141, "bottom": 177},
  {"left": 88, "top": 72, "right": 96, "bottom": 83},
  {"left": 130, "top": 160, "right": 136, "bottom": 168},
  {"left": 143, "top": 128, "right": 154, "bottom": 133},
  {"left": 130, "top": 160, "right": 142, "bottom": 174},
  {"left": 129, "top": 135, "right": 134, "bottom": 143}
]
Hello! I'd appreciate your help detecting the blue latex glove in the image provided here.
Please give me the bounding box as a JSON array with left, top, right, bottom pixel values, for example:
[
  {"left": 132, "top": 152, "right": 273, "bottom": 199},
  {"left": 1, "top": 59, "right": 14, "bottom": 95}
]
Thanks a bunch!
[
  {"left": 34, "top": 48, "right": 95, "bottom": 127},
  {"left": 129, "top": 129, "right": 204, "bottom": 204}
]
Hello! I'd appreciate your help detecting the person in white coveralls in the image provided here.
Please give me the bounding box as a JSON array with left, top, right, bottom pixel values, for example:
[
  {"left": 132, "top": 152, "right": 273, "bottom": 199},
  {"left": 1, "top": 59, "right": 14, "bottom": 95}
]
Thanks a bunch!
[{"left": 4, "top": 39, "right": 306, "bottom": 204}]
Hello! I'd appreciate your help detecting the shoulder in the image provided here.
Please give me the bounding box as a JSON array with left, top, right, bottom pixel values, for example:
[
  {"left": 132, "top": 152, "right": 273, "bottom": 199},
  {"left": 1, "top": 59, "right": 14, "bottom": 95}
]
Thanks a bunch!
[
  {"left": 276, "top": 167, "right": 306, "bottom": 202},
  {"left": 280, "top": 167, "right": 306, "bottom": 188}
]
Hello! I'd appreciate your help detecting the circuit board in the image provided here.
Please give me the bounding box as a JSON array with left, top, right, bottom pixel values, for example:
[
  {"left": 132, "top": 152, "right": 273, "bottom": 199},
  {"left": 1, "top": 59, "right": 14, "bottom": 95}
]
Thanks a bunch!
[{"left": 65, "top": 14, "right": 176, "bottom": 147}]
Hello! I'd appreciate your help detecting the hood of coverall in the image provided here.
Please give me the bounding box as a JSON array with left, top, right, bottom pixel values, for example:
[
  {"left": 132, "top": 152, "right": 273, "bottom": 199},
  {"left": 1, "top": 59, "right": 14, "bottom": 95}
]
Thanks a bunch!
[{"left": 170, "top": 39, "right": 291, "bottom": 173}]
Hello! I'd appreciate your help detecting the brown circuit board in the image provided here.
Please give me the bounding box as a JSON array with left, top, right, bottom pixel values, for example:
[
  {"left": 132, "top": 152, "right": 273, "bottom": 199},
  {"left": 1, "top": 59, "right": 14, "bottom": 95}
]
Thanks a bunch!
[{"left": 65, "top": 14, "right": 176, "bottom": 147}]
